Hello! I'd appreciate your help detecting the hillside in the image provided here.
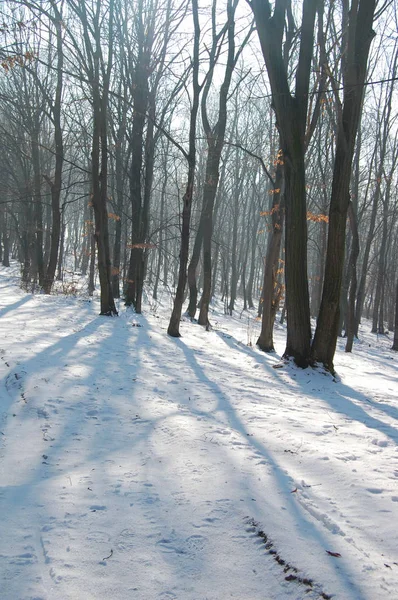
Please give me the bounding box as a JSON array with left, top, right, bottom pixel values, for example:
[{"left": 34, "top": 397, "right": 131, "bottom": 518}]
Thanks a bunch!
[{"left": 1, "top": 265, "right": 397, "bottom": 600}]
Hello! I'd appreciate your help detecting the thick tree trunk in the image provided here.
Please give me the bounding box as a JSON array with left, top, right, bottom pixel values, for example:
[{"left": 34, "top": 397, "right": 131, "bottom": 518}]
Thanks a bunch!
[
  {"left": 283, "top": 142, "right": 312, "bottom": 365},
  {"left": 125, "top": 90, "right": 145, "bottom": 309},
  {"left": 312, "top": 0, "right": 376, "bottom": 370},
  {"left": 251, "top": 0, "right": 318, "bottom": 366}
]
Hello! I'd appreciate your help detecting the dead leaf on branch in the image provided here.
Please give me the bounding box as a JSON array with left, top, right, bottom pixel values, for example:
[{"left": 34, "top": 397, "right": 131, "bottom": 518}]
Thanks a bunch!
[{"left": 126, "top": 243, "right": 156, "bottom": 249}]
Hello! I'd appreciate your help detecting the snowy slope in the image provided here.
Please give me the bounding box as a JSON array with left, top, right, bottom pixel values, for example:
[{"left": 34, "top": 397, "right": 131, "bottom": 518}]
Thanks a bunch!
[{"left": 0, "top": 265, "right": 397, "bottom": 600}]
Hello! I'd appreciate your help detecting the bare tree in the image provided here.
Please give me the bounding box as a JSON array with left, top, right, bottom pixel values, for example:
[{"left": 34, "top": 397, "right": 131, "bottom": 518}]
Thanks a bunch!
[
  {"left": 168, "top": 0, "right": 201, "bottom": 337},
  {"left": 250, "top": 0, "right": 319, "bottom": 366},
  {"left": 312, "top": 0, "right": 377, "bottom": 370}
]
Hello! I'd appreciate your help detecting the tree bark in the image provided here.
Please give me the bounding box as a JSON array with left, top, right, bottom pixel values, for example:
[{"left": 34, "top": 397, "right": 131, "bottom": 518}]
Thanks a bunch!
[
  {"left": 168, "top": 0, "right": 201, "bottom": 337},
  {"left": 345, "top": 202, "right": 359, "bottom": 352},
  {"left": 312, "top": 0, "right": 376, "bottom": 370},
  {"left": 392, "top": 279, "right": 398, "bottom": 351},
  {"left": 257, "top": 163, "right": 285, "bottom": 352},
  {"left": 251, "top": 0, "right": 318, "bottom": 366}
]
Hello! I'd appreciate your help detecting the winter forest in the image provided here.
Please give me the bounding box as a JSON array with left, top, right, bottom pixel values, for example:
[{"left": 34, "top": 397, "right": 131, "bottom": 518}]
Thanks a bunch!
[
  {"left": 0, "top": 0, "right": 397, "bottom": 369},
  {"left": 1, "top": 0, "right": 398, "bottom": 599}
]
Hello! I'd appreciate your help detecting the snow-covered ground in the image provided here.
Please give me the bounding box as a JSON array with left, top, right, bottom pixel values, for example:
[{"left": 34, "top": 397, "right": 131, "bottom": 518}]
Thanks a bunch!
[{"left": 1, "top": 264, "right": 397, "bottom": 600}]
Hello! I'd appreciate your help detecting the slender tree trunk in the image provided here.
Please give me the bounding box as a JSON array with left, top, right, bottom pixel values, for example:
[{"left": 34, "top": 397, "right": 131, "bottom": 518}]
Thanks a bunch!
[
  {"left": 125, "top": 4, "right": 150, "bottom": 311},
  {"left": 111, "top": 120, "right": 126, "bottom": 299},
  {"left": 198, "top": 145, "right": 222, "bottom": 326},
  {"left": 345, "top": 202, "right": 359, "bottom": 352},
  {"left": 31, "top": 126, "right": 45, "bottom": 288},
  {"left": 257, "top": 163, "right": 285, "bottom": 352},
  {"left": 246, "top": 204, "right": 260, "bottom": 310},
  {"left": 153, "top": 167, "right": 168, "bottom": 300},
  {"left": 90, "top": 4, "right": 117, "bottom": 316},
  {"left": 392, "top": 279, "right": 398, "bottom": 350},
  {"left": 135, "top": 102, "right": 156, "bottom": 313},
  {"left": 42, "top": 12, "right": 64, "bottom": 294},
  {"left": 371, "top": 207, "right": 388, "bottom": 333},
  {"left": 57, "top": 208, "right": 65, "bottom": 281},
  {"left": 197, "top": 0, "right": 249, "bottom": 327},
  {"left": 88, "top": 233, "right": 96, "bottom": 296},
  {"left": 187, "top": 220, "right": 203, "bottom": 318},
  {"left": 168, "top": 0, "right": 200, "bottom": 336}
]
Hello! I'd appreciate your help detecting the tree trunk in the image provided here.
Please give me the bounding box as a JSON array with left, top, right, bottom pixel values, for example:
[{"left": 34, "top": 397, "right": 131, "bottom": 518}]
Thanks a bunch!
[
  {"left": 251, "top": 0, "right": 318, "bottom": 366},
  {"left": 125, "top": 6, "right": 150, "bottom": 311},
  {"left": 312, "top": 0, "right": 376, "bottom": 370},
  {"left": 31, "top": 126, "right": 45, "bottom": 288},
  {"left": 88, "top": 233, "right": 96, "bottom": 296},
  {"left": 392, "top": 279, "right": 398, "bottom": 351},
  {"left": 153, "top": 167, "right": 168, "bottom": 300},
  {"left": 168, "top": 0, "right": 200, "bottom": 336},
  {"left": 345, "top": 202, "right": 359, "bottom": 352},
  {"left": 198, "top": 145, "right": 222, "bottom": 326},
  {"left": 371, "top": 204, "right": 388, "bottom": 333},
  {"left": 90, "top": 5, "right": 117, "bottom": 316},
  {"left": 57, "top": 208, "right": 65, "bottom": 281},
  {"left": 257, "top": 163, "right": 284, "bottom": 352},
  {"left": 42, "top": 13, "right": 63, "bottom": 294},
  {"left": 187, "top": 220, "right": 203, "bottom": 318}
]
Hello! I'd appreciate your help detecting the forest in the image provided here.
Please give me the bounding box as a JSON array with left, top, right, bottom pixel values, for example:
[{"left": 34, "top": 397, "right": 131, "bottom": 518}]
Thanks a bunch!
[
  {"left": 1, "top": 2, "right": 398, "bottom": 598},
  {"left": 0, "top": 0, "right": 397, "bottom": 371}
]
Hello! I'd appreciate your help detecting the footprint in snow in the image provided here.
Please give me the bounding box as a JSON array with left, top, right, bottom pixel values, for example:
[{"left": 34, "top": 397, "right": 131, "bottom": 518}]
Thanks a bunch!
[
  {"left": 86, "top": 531, "right": 111, "bottom": 543},
  {"left": 185, "top": 534, "right": 206, "bottom": 551}
]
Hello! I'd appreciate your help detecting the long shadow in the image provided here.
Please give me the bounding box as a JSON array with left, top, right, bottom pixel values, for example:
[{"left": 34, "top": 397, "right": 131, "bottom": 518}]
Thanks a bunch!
[
  {"left": 174, "top": 336, "right": 364, "bottom": 599},
  {"left": 0, "top": 294, "right": 32, "bottom": 319},
  {"left": 214, "top": 328, "right": 281, "bottom": 372},
  {"left": 0, "top": 298, "right": 216, "bottom": 599},
  {"left": 1, "top": 296, "right": 389, "bottom": 599},
  {"left": 0, "top": 314, "right": 106, "bottom": 481},
  {"left": 0, "top": 309, "right": 166, "bottom": 598},
  {"left": 215, "top": 329, "right": 398, "bottom": 444},
  {"left": 328, "top": 383, "right": 398, "bottom": 443}
]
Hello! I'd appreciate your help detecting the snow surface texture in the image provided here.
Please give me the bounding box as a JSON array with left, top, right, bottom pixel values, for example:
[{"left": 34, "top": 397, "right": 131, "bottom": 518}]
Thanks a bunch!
[{"left": 0, "top": 264, "right": 397, "bottom": 600}]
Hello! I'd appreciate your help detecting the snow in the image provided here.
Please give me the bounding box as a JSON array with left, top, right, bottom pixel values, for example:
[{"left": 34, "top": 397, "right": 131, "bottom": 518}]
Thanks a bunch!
[{"left": 0, "top": 264, "right": 397, "bottom": 600}]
